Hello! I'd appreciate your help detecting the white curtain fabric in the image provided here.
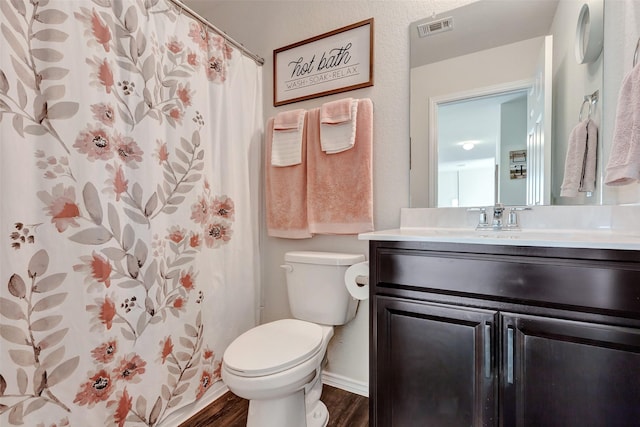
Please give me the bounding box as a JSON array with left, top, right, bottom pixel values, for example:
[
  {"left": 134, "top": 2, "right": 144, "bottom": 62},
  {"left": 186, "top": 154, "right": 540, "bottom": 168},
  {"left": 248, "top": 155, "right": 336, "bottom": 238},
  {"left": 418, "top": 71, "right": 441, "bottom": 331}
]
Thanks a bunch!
[{"left": 0, "top": 1, "right": 262, "bottom": 425}]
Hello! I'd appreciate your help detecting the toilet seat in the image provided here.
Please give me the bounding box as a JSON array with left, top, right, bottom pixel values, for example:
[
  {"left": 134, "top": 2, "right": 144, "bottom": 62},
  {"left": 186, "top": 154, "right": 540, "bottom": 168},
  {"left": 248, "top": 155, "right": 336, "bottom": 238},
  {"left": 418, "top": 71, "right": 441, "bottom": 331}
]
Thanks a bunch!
[{"left": 224, "top": 319, "right": 323, "bottom": 377}]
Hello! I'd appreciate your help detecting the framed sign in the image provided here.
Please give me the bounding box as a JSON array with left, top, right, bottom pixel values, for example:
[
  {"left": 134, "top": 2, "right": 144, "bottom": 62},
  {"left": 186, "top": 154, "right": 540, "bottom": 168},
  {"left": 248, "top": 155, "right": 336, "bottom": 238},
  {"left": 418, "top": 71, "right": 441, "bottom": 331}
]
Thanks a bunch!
[{"left": 273, "top": 18, "right": 374, "bottom": 106}]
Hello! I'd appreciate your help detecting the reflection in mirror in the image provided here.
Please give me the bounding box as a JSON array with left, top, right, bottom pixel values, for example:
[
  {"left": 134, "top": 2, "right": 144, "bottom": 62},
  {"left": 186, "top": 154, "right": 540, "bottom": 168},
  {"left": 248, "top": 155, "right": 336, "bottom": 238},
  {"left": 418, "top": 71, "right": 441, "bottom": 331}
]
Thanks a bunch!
[
  {"left": 437, "top": 90, "right": 528, "bottom": 207},
  {"left": 410, "top": 0, "right": 603, "bottom": 207}
]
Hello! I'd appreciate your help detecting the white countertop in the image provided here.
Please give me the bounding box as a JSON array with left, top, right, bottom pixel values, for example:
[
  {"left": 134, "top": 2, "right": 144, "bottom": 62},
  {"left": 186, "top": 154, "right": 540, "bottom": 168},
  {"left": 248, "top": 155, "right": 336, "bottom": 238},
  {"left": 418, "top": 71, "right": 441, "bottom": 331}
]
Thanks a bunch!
[{"left": 359, "top": 227, "right": 640, "bottom": 250}]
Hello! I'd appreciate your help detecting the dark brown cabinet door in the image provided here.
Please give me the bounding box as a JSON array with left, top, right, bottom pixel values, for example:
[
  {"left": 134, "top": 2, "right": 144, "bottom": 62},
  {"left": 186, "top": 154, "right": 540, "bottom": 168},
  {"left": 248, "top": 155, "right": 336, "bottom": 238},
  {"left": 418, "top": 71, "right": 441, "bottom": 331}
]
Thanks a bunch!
[
  {"left": 375, "top": 296, "right": 497, "bottom": 427},
  {"left": 501, "top": 314, "right": 640, "bottom": 427}
]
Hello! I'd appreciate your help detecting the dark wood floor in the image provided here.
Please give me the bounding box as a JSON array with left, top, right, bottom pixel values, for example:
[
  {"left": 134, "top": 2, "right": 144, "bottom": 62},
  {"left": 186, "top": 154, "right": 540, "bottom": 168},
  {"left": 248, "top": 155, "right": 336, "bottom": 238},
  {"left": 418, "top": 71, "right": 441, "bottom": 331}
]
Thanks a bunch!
[{"left": 180, "top": 385, "right": 368, "bottom": 427}]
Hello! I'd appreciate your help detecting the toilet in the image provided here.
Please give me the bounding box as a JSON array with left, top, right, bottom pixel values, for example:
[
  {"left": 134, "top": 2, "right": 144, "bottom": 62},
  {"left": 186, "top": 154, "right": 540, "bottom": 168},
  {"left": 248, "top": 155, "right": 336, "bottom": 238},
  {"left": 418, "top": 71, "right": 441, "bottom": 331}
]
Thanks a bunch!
[{"left": 221, "top": 251, "right": 365, "bottom": 427}]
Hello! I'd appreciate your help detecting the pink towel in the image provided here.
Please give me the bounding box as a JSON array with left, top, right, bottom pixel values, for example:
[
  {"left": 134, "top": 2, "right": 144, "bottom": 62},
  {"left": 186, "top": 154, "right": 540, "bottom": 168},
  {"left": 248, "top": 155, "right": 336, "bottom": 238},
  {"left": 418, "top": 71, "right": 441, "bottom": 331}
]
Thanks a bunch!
[
  {"left": 265, "top": 117, "right": 312, "bottom": 239},
  {"left": 320, "top": 98, "right": 358, "bottom": 154},
  {"left": 560, "top": 119, "right": 598, "bottom": 197},
  {"left": 274, "top": 109, "right": 305, "bottom": 130},
  {"left": 320, "top": 98, "right": 354, "bottom": 124},
  {"left": 306, "top": 98, "right": 374, "bottom": 234},
  {"left": 605, "top": 63, "right": 640, "bottom": 185}
]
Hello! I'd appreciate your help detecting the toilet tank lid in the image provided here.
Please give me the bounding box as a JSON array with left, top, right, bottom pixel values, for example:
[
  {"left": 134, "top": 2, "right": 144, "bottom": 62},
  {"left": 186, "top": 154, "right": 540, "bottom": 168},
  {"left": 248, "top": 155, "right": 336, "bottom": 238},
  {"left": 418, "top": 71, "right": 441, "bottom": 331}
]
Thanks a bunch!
[{"left": 285, "top": 251, "right": 365, "bottom": 266}]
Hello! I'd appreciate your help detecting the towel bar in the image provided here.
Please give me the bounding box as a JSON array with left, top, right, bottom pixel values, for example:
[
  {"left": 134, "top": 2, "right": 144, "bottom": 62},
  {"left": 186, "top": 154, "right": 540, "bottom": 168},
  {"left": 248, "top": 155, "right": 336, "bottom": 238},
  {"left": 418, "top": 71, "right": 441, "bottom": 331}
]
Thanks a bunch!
[{"left": 634, "top": 37, "right": 640, "bottom": 67}]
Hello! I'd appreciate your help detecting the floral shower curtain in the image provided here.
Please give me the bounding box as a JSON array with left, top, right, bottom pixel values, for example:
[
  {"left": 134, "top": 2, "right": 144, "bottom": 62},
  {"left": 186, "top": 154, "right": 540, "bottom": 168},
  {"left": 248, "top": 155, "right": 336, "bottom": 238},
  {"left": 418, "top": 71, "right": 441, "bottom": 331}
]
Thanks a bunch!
[{"left": 0, "top": 0, "right": 262, "bottom": 425}]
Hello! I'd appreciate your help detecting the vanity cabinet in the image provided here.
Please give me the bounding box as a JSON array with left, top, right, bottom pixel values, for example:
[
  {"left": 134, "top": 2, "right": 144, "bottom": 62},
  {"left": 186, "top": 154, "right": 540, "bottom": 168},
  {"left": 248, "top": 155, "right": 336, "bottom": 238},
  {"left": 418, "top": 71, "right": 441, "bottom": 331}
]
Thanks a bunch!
[{"left": 369, "top": 240, "right": 640, "bottom": 427}]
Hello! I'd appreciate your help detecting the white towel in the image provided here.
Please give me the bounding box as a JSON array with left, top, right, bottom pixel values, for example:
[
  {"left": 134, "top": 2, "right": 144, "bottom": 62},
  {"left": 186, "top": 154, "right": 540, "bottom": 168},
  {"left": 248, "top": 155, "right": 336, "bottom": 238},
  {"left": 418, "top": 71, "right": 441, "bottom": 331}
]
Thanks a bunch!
[
  {"left": 271, "top": 109, "right": 305, "bottom": 167},
  {"left": 560, "top": 119, "right": 598, "bottom": 197},
  {"left": 605, "top": 62, "right": 640, "bottom": 185},
  {"left": 320, "top": 99, "right": 358, "bottom": 154}
]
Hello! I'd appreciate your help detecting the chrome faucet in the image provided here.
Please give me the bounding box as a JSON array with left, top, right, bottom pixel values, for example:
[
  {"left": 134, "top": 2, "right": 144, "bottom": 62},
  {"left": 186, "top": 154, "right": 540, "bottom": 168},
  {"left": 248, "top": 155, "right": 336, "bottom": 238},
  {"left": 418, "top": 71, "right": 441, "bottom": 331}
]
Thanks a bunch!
[
  {"left": 492, "top": 203, "right": 505, "bottom": 228},
  {"left": 472, "top": 203, "right": 526, "bottom": 231}
]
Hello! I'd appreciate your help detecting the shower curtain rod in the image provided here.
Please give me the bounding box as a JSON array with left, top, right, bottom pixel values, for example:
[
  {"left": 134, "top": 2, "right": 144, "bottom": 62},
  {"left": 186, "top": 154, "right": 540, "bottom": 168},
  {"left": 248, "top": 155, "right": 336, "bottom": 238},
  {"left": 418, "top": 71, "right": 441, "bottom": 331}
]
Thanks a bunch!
[{"left": 169, "top": 0, "right": 265, "bottom": 66}]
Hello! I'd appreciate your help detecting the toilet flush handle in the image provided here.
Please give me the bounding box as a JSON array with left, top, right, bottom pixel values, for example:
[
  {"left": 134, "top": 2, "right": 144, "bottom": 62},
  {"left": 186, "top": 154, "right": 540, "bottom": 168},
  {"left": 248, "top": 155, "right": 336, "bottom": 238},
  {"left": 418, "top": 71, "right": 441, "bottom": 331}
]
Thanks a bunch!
[{"left": 280, "top": 264, "right": 293, "bottom": 273}]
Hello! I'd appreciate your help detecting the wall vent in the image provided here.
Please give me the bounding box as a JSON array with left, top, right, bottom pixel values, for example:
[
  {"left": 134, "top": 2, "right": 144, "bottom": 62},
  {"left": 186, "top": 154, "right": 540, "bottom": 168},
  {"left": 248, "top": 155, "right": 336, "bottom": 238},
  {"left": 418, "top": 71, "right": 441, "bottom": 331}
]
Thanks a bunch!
[{"left": 417, "top": 17, "right": 454, "bottom": 38}]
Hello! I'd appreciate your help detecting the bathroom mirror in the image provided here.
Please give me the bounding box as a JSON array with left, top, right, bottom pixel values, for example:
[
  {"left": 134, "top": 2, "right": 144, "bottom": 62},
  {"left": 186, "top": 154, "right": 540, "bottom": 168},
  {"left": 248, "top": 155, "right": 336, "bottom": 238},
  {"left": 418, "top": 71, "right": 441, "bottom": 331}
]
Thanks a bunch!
[{"left": 410, "top": 0, "right": 604, "bottom": 207}]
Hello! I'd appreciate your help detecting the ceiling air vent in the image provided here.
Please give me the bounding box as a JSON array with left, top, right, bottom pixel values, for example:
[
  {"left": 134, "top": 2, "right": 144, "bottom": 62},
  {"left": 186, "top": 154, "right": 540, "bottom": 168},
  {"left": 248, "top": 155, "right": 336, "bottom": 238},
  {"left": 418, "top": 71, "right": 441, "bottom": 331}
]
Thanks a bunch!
[{"left": 417, "top": 17, "right": 454, "bottom": 38}]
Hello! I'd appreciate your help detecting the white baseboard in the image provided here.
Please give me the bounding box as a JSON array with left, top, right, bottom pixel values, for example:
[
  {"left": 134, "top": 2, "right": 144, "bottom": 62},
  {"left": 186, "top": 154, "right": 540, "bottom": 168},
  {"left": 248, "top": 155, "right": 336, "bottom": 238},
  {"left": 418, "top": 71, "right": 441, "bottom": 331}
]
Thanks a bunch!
[
  {"left": 322, "top": 371, "right": 369, "bottom": 397},
  {"left": 157, "top": 381, "right": 229, "bottom": 427}
]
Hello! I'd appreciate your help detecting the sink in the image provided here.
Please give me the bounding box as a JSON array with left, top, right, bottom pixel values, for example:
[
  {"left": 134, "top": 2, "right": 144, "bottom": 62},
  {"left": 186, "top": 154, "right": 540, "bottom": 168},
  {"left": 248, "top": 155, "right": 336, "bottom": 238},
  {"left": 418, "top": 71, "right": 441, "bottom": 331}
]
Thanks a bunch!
[
  {"left": 358, "top": 206, "right": 640, "bottom": 250},
  {"left": 359, "top": 227, "right": 640, "bottom": 250}
]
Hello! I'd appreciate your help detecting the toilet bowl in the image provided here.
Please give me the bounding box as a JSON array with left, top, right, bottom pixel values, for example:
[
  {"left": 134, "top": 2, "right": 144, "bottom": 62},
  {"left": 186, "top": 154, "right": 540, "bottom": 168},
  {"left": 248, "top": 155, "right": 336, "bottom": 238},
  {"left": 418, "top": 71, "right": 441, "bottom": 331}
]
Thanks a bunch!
[
  {"left": 222, "top": 319, "right": 334, "bottom": 427},
  {"left": 221, "top": 251, "right": 365, "bottom": 427}
]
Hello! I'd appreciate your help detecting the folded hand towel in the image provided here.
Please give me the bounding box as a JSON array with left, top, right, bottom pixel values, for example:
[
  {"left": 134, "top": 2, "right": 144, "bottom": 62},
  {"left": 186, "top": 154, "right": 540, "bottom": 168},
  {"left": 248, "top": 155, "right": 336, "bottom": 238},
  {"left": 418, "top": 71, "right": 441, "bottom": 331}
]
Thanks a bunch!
[
  {"left": 560, "top": 119, "right": 598, "bottom": 197},
  {"left": 274, "top": 109, "right": 305, "bottom": 130},
  {"left": 320, "top": 99, "right": 358, "bottom": 154},
  {"left": 271, "top": 109, "right": 305, "bottom": 167},
  {"left": 265, "top": 117, "right": 312, "bottom": 239},
  {"left": 307, "top": 98, "right": 373, "bottom": 234},
  {"left": 605, "top": 63, "right": 640, "bottom": 185},
  {"left": 320, "top": 98, "right": 354, "bottom": 124}
]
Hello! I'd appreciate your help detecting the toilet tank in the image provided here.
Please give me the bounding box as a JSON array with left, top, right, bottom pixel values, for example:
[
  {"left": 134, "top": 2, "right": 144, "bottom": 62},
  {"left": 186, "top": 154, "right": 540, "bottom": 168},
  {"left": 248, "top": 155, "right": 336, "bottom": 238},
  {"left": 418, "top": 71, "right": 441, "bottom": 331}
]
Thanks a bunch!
[{"left": 283, "top": 251, "right": 365, "bottom": 326}]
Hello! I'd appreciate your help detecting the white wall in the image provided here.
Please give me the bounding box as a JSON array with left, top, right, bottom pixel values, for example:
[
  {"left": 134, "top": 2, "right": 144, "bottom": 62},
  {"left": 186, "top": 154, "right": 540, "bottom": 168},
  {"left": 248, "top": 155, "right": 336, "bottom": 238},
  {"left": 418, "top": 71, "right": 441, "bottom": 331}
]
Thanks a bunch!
[
  {"left": 184, "top": 0, "right": 476, "bottom": 389},
  {"left": 549, "top": 0, "right": 603, "bottom": 205}
]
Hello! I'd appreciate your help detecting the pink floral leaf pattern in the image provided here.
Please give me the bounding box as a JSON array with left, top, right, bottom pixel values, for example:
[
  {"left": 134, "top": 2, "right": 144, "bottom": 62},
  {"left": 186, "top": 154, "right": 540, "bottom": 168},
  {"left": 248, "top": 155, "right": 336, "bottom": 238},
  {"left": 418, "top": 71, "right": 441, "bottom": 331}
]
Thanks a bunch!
[
  {"left": 44, "top": 356, "right": 80, "bottom": 388},
  {"left": 68, "top": 227, "right": 113, "bottom": 245},
  {"left": 31, "top": 315, "right": 63, "bottom": 332},
  {"left": 123, "top": 208, "right": 148, "bottom": 226},
  {"left": 0, "top": 1, "right": 75, "bottom": 153},
  {"left": 23, "top": 397, "right": 47, "bottom": 418},
  {"left": 2, "top": 25, "right": 29, "bottom": 69},
  {"left": 152, "top": 132, "right": 204, "bottom": 219},
  {"left": 33, "top": 272, "right": 66, "bottom": 293},
  {"left": 83, "top": 182, "right": 104, "bottom": 225},
  {"left": 0, "top": 298, "right": 26, "bottom": 321},
  {"left": 148, "top": 396, "right": 162, "bottom": 425},
  {"left": 32, "top": 47, "right": 64, "bottom": 62},
  {"left": 39, "top": 66, "right": 69, "bottom": 81},
  {"left": 8, "top": 0, "right": 26, "bottom": 16},
  {"left": 0, "top": 69, "right": 9, "bottom": 94},
  {"left": 3, "top": 1, "right": 247, "bottom": 425},
  {"left": 0, "top": 253, "right": 77, "bottom": 419},
  {"left": 38, "top": 329, "right": 69, "bottom": 351},
  {"left": 28, "top": 249, "right": 49, "bottom": 279},
  {"left": 0, "top": 1, "right": 24, "bottom": 36},
  {"left": 31, "top": 293, "right": 67, "bottom": 312},
  {"left": 46, "top": 101, "right": 79, "bottom": 120},
  {"left": 0, "top": 325, "right": 29, "bottom": 345},
  {"left": 107, "top": 203, "right": 122, "bottom": 241},
  {"left": 8, "top": 274, "right": 26, "bottom": 298},
  {"left": 149, "top": 313, "right": 212, "bottom": 423},
  {"left": 35, "top": 9, "right": 69, "bottom": 25},
  {"left": 8, "top": 403, "right": 23, "bottom": 424},
  {"left": 77, "top": 3, "right": 201, "bottom": 131},
  {"left": 9, "top": 348, "right": 35, "bottom": 366},
  {"left": 40, "top": 346, "right": 65, "bottom": 371},
  {"left": 33, "top": 28, "right": 69, "bottom": 43}
]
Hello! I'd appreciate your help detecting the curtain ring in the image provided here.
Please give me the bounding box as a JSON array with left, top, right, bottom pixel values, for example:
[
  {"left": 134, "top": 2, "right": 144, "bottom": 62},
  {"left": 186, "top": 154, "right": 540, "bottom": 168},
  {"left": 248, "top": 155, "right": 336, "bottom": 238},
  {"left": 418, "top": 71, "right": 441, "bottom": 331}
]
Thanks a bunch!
[
  {"left": 579, "top": 98, "right": 591, "bottom": 122},
  {"left": 634, "top": 37, "right": 640, "bottom": 67}
]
